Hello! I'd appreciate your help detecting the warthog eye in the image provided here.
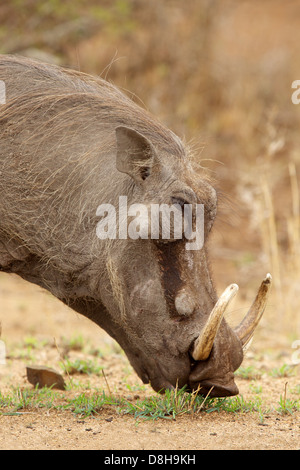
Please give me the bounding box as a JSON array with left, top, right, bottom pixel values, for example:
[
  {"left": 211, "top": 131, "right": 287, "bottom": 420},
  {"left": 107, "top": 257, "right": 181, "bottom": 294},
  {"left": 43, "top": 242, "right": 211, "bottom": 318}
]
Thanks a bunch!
[{"left": 140, "top": 167, "right": 151, "bottom": 180}]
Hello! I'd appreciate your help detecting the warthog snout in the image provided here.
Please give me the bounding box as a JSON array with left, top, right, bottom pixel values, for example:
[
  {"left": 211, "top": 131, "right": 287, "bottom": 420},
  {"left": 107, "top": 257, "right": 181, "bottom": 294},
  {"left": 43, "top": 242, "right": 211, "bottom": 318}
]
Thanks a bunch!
[{"left": 187, "top": 274, "right": 272, "bottom": 397}]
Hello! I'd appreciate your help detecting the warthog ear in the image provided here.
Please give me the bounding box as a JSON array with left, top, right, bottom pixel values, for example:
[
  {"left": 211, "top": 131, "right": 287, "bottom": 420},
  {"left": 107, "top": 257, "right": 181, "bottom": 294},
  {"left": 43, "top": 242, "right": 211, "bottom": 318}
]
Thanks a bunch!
[{"left": 115, "top": 126, "right": 156, "bottom": 183}]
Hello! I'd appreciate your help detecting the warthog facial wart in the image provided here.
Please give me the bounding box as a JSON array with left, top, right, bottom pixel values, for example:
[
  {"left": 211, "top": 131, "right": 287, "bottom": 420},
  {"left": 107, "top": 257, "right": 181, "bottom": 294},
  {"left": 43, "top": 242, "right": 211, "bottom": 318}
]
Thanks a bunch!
[{"left": 96, "top": 196, "right": 204, "bottom": 250}]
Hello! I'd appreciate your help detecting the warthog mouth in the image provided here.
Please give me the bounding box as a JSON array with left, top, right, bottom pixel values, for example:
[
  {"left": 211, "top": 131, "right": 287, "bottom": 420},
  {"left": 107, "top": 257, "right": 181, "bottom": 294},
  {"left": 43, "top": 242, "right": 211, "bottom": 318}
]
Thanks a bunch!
[
  {"left": 189, "top": 273, "right": 272, "bottom": 397},
  {"left": 146, "top": 274, "right": 272, "bottom": 397}
]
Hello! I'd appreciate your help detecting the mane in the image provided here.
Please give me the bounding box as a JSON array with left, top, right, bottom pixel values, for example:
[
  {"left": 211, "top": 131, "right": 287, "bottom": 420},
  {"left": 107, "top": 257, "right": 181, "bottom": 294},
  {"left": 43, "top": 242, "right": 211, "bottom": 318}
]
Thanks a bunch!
[{"left": 0, "top": 54, "right": 185, "bottom": 157}]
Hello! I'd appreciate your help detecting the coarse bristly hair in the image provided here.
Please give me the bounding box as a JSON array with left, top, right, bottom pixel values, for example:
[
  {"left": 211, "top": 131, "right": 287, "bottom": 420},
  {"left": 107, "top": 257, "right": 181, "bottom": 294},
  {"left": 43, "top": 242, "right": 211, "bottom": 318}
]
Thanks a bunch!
[
  {"left": 0, "top": 55, "right": 187, "bottom": 273},
  {"left": 0, "top": 54, "right": 185, "bottom": 154},
  {"left": 0, "top": 54, "right": 216, "bottom": 321}
]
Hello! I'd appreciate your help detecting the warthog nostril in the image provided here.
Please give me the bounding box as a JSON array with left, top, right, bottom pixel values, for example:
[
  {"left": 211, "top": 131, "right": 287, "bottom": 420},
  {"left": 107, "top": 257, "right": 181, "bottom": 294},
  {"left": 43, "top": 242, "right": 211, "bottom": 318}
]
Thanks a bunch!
[
  {"left": 198, "top": 380, "right": 239, "bottom": 398},
  {"left": 174, "top": 290, "right": 196, "bottom": 316}
]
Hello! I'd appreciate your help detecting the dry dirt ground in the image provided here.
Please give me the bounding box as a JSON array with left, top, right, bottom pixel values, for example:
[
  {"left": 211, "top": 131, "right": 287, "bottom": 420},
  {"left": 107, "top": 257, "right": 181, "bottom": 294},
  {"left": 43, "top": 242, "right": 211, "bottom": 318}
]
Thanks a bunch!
[{"left": 0, "top": 273, "right": 299, "bottom": 451}]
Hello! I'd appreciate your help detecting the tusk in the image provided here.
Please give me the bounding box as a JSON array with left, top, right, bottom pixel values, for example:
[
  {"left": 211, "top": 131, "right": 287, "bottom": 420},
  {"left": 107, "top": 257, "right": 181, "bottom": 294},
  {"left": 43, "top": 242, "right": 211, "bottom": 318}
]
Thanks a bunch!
[
  {"left": 235, "top": 273, "right": 272, "bottom": 348},
  {"left": 192, "top": 283, "right": 239, "bottom": 361},
  {"left": 242, "top": 337, "right": 253, "bottom": 353}
]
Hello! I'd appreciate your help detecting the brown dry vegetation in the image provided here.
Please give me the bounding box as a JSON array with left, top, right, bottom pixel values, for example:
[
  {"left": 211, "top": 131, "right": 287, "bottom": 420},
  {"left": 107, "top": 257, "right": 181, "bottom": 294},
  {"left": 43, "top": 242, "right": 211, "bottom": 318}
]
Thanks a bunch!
[{"left": 0, "top": 0, "right": 299, "bottom": 450}]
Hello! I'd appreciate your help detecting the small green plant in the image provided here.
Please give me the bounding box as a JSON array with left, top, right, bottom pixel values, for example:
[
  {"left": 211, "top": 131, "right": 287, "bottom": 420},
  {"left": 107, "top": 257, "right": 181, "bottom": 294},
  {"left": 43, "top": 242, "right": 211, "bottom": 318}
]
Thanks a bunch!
[
  {"left": 63, "top": 391, "right": 123, "bottom": 418},
  {"left": 249, "top": 383, "right": 263, "bottom": 394},
  {"left": 276, "top": 383, "right": 299, "bottom": 415},
  {"left": 125, "top": 383, "right": 147, "bottom": 393},
  {"left": 269, "top": 364, "right": 296, "bottom": 378},
  {"left": 122, "top": 386, "right": 198, "bottom": 420},
  {"left": 277, "top": 395, "right": 299, "bottom": 415},
  {"left": 235, "top": 366, "right": 262, "bottom": 380},
  {"left": 0, "top": 386, "right": 60, "bottom": 413},
  {"left": 219, "top": 395, "right": 263, "bottom": 414},
  {"left": 60, "top": 358, "right": 103, "bottom": 376},
  {"left": 23, "top": 337, "right": 40, "bottom": 349},
  {"left": 63, "top": 335, "right": 86, "bottom": 352}
]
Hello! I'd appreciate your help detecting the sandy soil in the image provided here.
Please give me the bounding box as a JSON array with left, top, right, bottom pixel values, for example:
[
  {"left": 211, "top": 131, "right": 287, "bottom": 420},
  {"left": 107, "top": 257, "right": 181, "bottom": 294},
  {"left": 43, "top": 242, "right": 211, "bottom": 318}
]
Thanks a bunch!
[{"left": 1, "top": 408, "right": 299, "bottom": 451}]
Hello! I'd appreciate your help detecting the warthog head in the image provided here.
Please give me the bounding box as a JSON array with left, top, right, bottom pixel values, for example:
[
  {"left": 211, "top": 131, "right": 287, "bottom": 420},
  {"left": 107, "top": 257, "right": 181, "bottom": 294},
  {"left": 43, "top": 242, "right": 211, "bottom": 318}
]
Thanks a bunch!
[
  {"left": 0, "top": 55, "right": 272, "bottom": 397},
  {"left": 96, "top": 126, "right": 272, "bottom": 397}
]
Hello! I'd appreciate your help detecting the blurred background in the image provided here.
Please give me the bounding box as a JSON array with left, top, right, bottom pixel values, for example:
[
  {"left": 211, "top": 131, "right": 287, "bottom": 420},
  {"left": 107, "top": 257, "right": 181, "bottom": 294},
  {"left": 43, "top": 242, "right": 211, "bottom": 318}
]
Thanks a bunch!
[{"left": 0, "top": 0, "right": 299, "bottom": 354}]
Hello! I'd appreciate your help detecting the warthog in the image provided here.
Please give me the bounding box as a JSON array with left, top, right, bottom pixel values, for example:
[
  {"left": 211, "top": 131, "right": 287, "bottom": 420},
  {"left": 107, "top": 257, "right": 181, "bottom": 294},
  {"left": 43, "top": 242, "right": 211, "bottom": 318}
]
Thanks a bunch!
[{"left": 0, "top": 55, "right": 272, "bottom": 396}]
